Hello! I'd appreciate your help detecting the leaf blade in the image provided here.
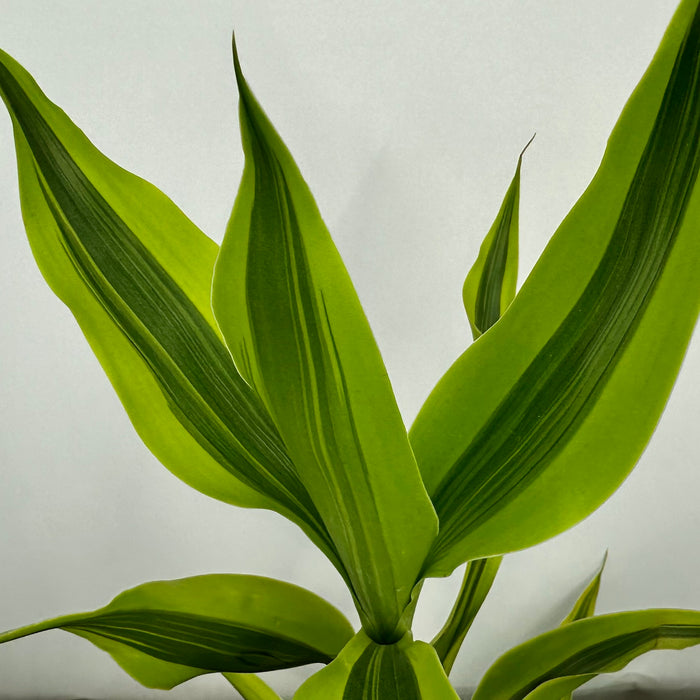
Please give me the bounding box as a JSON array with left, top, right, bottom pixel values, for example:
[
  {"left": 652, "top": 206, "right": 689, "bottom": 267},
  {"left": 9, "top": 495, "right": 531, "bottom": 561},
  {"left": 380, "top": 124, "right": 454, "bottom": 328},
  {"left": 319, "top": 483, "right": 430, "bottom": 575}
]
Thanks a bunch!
[
  {"left": 431, "top": 556, "right": 502, "bottom": 674},
  {"left": 471, "top": 609, "right": 700, "bottom": 700},
  {"left": 463, "top": 137, "right": 531, "bottom": 337},
  {"left": 0, "top": 48, "right": 337, "bottom": 554},
  {"left": 0, "top": 575, "right": 354, "bottom": 690},
  {"left": 562, "top": 553, "right": 607, "bottom": 626},
  {"left": 411, "top": 0, "right": 700, "bottom": 576},
  {"left": 212, "top": 38, "right": 438, "bottom": 640}
]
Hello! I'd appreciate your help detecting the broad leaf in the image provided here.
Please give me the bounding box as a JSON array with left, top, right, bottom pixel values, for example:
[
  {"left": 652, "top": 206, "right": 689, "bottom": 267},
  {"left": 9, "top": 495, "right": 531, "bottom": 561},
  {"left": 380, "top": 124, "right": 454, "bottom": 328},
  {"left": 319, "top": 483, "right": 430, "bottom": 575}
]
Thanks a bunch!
[
  {"left": 432, "top": 556, "right": 502, "bottom": 674},
  {"left": 0, "top": 575, "right": 354, "bottom": 690},
  {"left": 471, "top": 609, "right": 700, "bottom": 700},
  {"left": 561, "top": 553, "right": 607, "bottom": 625},
  {"left": 462, "top": 137, "right": 532, "bottom": 337},
  {"left": 411, "top": 0, "right": 700, "bottom": 576},
  {"left": 212, "top": 38, "right": 438, "bottom": 641},
  {"left": 224, "top": 672, "right": 282, "bottom": 700},
  {"left": 293, "top": 631, "right": 458, "bottom": 699},
  {"left": 0, "top": 49, "right": 338, "bottom": 559}
]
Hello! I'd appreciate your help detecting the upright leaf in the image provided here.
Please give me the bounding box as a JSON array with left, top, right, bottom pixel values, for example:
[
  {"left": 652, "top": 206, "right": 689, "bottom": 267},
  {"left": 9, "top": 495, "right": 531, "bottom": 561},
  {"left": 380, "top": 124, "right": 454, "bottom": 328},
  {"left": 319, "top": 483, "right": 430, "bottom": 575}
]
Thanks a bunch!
[
  {"left": 462, "top": 137, "right": 532, "bottom": 337},
  {"left": 431, "top": 556, "right": 502, "bottom": 674},
  {"left": 0, "top": 48, "right": 338, "bottom": 560},
  {"left": 212, "top": 39, "right": 438, "bottom": 640},
  {"left": 561, "top": 553, "right": 607, "bottom": 625},
  {"left": 0, "top": 575, "right": 354, "bottom": 690},
  {"left": 411, "top": 0, "right": 700, "bottom": 576},
  {"left": 471, "top": 609, "right": 700, "bottom": 700},
  {"left": 293, "top": 631, "right": 459, "bottom": 700}
]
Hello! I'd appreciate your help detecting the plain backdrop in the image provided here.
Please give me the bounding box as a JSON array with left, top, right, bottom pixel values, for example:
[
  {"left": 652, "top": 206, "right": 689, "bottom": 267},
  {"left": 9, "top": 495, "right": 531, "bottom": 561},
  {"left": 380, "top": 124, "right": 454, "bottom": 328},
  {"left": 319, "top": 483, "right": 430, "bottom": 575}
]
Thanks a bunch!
[{"left": 1, "top": 1, "right": 699, "bottom": 697}]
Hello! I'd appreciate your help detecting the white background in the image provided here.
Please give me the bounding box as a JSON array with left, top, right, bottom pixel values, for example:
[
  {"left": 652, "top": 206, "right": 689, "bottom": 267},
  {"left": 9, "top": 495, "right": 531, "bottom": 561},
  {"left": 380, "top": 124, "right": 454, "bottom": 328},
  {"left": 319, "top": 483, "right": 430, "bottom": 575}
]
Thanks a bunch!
[{"left": 1, "top": 1, "right": 699, "bottom": 697}]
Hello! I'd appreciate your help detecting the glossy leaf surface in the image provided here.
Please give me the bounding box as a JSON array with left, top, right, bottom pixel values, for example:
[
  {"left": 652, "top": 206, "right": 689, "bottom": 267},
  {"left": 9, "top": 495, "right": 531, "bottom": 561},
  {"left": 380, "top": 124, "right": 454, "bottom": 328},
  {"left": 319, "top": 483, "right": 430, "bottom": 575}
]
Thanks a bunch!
[
  {"left": 294, "top": 631, "right": 458, "bottom": 699},
  {"left": 462, "top": 138, "right": 531, "bottom": 337},
  {"left": 411, "top": 0, "right": 700, "bottom": 576},
  {"left": 212, "top": 39, "right": 437, "bottom": 640},
  {"left": 472, "top": 609, "right": 700, "bottom": 700},
  {"left": 0, "top": 48, "right": 336, "bottom": 555},
  {"left": 0, "top": 575, "right": 354, "bottom": 689}
]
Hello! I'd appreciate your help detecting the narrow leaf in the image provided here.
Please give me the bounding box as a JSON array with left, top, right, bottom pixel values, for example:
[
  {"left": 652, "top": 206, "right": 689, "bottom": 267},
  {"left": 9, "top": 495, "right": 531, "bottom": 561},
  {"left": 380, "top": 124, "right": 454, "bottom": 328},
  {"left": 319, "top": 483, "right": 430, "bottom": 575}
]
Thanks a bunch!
[
  {"left": 561, "top": 553, "right": 607, "bottom": 625},
  {"left": 224, "top": 672, "right": 282, "bottom": 700},
  {"left": 411, "top": 0, "right": 700, "bottom": 576},
  {"left": 0, "top": 575, "right": 354, "bottom": 690},
  {"left": 471, "top": 609, "right": 700, "bottom": 700},
  {"left": 212, "top": 38, "right": 438, "bottom": 640},
  {"left": 0, "top": 48, "right": 337, "bottom": 559},
  {"left": 432, "top": 556, "right": 502, "bottom": 674},
  {"left": 293, "top": 631, "right": 459, "bottom": 699},
  {"left": 463, "top": 137, "right": 532, "bottom": 338}
]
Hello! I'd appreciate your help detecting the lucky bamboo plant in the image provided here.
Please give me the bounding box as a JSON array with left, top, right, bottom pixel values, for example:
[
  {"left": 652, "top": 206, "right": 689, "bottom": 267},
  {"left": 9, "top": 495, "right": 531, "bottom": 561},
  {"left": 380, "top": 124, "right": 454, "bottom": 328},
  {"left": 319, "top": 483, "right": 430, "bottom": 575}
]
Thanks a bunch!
[{"left": 2, "top": 1, "right": 700, "bottom": 698}]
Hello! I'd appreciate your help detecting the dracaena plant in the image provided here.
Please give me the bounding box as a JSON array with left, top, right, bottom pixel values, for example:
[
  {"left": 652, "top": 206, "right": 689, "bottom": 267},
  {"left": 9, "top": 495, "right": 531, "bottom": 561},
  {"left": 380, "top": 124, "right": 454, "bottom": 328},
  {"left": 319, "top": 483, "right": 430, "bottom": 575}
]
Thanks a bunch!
[{"left": 2, "top": 1, "right": 700, "bottom": 698}]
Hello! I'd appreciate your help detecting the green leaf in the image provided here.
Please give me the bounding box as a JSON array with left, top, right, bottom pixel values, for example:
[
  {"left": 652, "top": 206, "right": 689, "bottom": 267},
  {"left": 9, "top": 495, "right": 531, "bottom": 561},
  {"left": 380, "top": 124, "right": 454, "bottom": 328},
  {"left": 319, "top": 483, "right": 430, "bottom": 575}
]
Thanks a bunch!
[
  {"left": 411, "top": 0, "right": 700, "bottom": 576},
  {"left": 561, "top": 553, "right": 607, "bottom": 625},
  {"left": 471, "top": 609, "right": 700, "bottom": 700},
  {"left": 462, "top": 137, "right": 532, "bottom": 338},
  {"left": 431, "top": 556, "right": 502, "bottom": 674},
  {"left": 293, "top": 631, "right": 459, "bottom": 699},
  {"left": 0, "top": 48, "right": 338, "bottom": 559},
  {"left": 223, "top": 672, "right": 282, "bottom": 700},
  {"left": 0, "top": 575, "right": 354, "bottom": 690},
  {"left": 212, "top": 38, "right": 438, "bottom": 641}
]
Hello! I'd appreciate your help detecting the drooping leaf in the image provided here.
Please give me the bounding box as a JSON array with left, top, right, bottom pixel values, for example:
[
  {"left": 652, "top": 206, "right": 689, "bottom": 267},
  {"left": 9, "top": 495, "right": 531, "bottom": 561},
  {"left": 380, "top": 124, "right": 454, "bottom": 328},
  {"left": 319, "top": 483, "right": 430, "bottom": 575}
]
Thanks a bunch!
[
  {"left": 561, "top": 553, "right": 607, "bottom": 625},
  {"left": 211, "top": 38, "right": 438, "bottom": 641},
  {"left": 471, "top": 609, "right": 700, "bottom": 700},
  {"left": 223, "top": 672, "right": 282, "bottom": 700},
  {"left": 0, "top": 575, "right": 354, "bottom": 690},
  {"left": 411, "top": 0, "right": 700, "bottom": 576},
  {"left": 431, "top": 556, "right": 502, "bottom": 674},
  {"left": 462, "top": 137, "right": 532, "bottom": 338},
  {"left": 0, "top": 48, "right": 340, "bottom": 561},
  {"left": 293, "top": 631, "right": 458, "bottom": 699}
]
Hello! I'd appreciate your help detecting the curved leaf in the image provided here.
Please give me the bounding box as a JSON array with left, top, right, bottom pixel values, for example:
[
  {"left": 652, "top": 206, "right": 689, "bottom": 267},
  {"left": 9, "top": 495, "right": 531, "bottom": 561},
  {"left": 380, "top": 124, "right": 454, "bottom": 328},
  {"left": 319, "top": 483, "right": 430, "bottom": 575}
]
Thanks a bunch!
[
  {"left": 293, "top": 631, "right": 458, "bottom": 699},
  {"left": 463, "top": 137, "right": 532, "bottom": 338},
  {"left": 411, "top": 0, "right": 700, "bottom": 576},
  {"left": 471, "top": 609, "right": 700, "bottom": 700},
  {"left": 432, "top": 556, "right": 502, "bottom": 674},
  {"left": 212, "top": 38, "right": 437, "bottom": 641},
  {"left": 0, "top": 575, "right": 354, "bottom": 690},
  {"left": 0, "top": 48, "right": 338, "bottom": 558}
]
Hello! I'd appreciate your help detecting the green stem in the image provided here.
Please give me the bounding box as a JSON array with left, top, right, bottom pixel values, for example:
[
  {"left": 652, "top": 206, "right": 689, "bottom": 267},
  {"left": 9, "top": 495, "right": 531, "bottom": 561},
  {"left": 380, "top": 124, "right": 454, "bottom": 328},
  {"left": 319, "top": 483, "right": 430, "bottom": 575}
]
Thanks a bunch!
[{"left": 223, "top": 672, "right": 282, "bottom": 700}]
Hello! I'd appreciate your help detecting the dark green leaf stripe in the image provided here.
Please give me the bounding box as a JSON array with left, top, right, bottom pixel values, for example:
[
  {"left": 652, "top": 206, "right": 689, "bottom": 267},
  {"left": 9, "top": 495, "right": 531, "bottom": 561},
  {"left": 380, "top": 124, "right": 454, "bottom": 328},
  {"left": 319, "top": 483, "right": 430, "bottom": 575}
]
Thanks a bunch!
[
  {"left": 343, "top": 642, "right": 420, "bottom": 700},
  {"left": 429, "top": 3, "right": 700, "bottom": 564},
  {"left": 65, "top": 610, "right": 332, "bottom": 672},
  {"left": 0, "top": 61, "right": 329, "bottom": 543}
]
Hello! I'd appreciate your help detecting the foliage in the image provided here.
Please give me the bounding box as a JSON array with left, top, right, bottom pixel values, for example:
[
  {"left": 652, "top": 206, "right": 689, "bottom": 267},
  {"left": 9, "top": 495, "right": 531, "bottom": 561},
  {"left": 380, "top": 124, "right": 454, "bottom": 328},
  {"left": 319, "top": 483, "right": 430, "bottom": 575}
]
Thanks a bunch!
[{"left": 2, "top": 1, "right": 700, "bottom": 697}]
